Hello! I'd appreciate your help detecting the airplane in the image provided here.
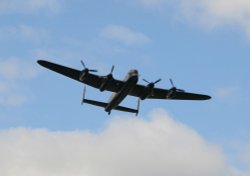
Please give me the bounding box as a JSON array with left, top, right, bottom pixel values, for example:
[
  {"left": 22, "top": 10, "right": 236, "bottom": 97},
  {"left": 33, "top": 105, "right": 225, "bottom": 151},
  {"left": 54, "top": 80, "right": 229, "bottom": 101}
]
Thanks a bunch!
[{"left": 37, "top": 60, "right": 211, "bottom": 115}]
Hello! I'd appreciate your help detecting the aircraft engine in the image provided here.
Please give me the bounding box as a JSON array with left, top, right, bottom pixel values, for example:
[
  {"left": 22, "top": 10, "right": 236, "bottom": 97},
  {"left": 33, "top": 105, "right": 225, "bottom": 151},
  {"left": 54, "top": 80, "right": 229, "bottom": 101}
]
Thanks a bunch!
[
  {"left": 166, "top": 79, "right": 185, "bottom": 99},
  {"left": 140, "top": 78, "right": 161, "bottom": 100},
  {"left": 166, "top": 88, "right": 177, "bottom": 99},
  {"left": 79, "top": 60, "right": 98, "bottom": 82},
  {"left": 79, "top": 70, "right": 88, "bottom": 81},
  {"left": 99, "top": 75, "right": 113, "bottom": 92},
  {"left": 99, "top": 65, "right": 115, "bottom": 92},
  {"left": 140, "top": 84, "right": 154, "bottom": 100}
]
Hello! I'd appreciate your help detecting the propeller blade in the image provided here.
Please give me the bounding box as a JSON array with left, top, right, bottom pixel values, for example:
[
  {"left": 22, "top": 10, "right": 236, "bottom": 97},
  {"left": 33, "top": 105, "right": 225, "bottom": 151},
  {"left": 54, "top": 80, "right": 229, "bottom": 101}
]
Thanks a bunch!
[
  {"left": 111, "top": 65, "right": 115, "bottom": 74},
  {"left": 81, "top": 60, "right": 86, "bottom": 68},
  {"left": 142, "top": 79, "right": 150, "bottom": 84},
  {"left": 169, "top": 79, "right": 185, "bottom": 92},
  {"left": 154, "top": 78, "right": 162, "bottom": 84},
  {"left": 170, "top": 78, "right": 174, "bottom": 87},
  {"left": 143, "top": 78, "right": 161, "bottom": 85},
  {"left": 81, "top": 60, "right": 98, "bottom": 72}
]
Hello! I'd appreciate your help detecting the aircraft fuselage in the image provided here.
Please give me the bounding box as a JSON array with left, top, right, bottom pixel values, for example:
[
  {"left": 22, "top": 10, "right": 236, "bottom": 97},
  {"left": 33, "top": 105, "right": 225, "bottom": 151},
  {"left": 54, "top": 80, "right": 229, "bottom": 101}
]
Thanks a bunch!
[{"left": 105, "top": 69, "right": 138, "bottom": 113}]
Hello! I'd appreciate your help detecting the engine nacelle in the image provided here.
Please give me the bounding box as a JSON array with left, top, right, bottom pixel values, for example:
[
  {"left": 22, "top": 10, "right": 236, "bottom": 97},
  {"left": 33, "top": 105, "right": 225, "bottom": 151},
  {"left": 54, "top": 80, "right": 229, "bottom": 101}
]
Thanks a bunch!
[
  {"left": 140, "top": 84, "right": 154, "bottom": 100},
  {"left": 99, "top": 75, "right": 113, "bottom": 92},
  {"left": 166, "top": 88, "right": 176, "bottom": 99},
  {"left": 79, "top": 70, "right": 88, "bottom": 81}
]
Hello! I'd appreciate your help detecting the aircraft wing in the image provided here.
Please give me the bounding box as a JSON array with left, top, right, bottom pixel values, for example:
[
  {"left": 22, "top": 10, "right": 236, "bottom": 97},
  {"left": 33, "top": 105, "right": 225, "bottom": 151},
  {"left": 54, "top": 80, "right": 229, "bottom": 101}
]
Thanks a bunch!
[
  {"left": 38, "top": 60, "right": 77, "bottom": 80},
  {"left": 38, "top": 60, "right": 211, "bottom": 100},
  {"left": 129, "top": 84, "right": 211, "bottom": 100},
  {"left": 37, "top": 60, "right": 124, "bottom": 92}
]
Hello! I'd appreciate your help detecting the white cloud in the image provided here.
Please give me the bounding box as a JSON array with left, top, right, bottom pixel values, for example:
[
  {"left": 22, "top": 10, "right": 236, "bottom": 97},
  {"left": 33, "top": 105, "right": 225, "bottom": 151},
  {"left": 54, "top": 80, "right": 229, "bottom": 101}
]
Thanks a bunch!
[
  {"left": 232, "top": 142, "right": 250, "bottom": 169},
  {"left": 0, "top": 58, "right": 38, "bottom": 106},
  {"left": 100, "top": 25, "right": 151, "bottom": 45},
  {"left": 0, "top": 58, "right": 38, "bottom": 80},
  {"left": 0, "top": 109, "right": 238, "bottom": 176},
  {"left": 240, "top": 147, "right": 250, "bottom": 166},
  {"left": 214, "top": 86, "right": 237, "bottom": 99},
  {"left": 0, "top": 0, "right": 63, "bottom": 14},
  {"left": 133, "top": 0, "right": 250, "bottom": 37},
  {"left": 135, "top": 0, "right": 166, "bottom": 8},
  {"left": 177, "top": 0, "right": 250, "bottom": 33},
  {"left": 0, "top": 84, "right": 28, "bottom": 106},
  {"left": 0, "top": 24, "right": 48, "bottom": 42}
]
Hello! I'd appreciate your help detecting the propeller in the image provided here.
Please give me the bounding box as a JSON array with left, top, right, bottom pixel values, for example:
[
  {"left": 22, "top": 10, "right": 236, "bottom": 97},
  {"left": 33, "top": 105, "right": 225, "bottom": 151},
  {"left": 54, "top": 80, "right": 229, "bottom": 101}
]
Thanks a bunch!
[
  {"left": 107, "top": 65, "right": 115, "bottom": 77},
  {"left": 81, "top": 60, "right": 98, "bottom": 72},
  {"left": 142, "top": 78, "right": 162, "bottom": 85},
  {"left": 141, "top": 78, "right": 161, "bottom": 98},
  {"left": 169, "top": 78, "right": 185, "bottom": 92},
  {"left": 99, "top": 65, "right": 115, "bottom": 92}
]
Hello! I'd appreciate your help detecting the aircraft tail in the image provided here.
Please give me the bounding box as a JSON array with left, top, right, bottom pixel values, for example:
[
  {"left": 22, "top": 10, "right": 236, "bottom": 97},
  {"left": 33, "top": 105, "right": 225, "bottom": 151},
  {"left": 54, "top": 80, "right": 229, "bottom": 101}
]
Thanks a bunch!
[{"left": 83, "top": 99, "right": 139, "bottom": 115}]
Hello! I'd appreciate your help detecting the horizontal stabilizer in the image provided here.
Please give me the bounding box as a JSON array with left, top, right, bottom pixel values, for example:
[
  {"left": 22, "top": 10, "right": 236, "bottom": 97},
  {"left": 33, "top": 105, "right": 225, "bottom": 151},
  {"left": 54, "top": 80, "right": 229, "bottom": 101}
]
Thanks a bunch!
[
  {"left": 83, "top": 99, "right": 138, "bottom": 114},
  {"left": 83, "top": 99, "right": 107, "bottom": 108}
]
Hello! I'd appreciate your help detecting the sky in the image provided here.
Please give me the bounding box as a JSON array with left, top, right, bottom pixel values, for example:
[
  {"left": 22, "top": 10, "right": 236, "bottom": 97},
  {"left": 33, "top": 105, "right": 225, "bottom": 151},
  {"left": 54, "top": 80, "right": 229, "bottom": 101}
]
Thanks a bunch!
[{"left": 0, "top": 0, "right": 250, "bottom": 175}]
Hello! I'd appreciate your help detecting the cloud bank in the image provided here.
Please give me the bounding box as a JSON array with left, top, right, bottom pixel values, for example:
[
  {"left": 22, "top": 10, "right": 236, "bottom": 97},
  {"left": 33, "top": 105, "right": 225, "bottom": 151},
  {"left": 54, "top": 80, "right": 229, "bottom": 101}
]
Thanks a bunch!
[
  {"left": 0, "top": 0, "right": 63, "bottom": 14},
  {"left": 100, "top": 25, "right": 151, "bottom": 46},
  {"left": 0, "top": 24, "right": 48, "bottom": 42},
  {"left": 134, "top": 0, "right": 250, "bottom": 37},
  {"left": 0, "top": 109, "right": 235, "bottom": 176},
  {"left": 0, "top": 58, "right": 38, "bottom": 80}
]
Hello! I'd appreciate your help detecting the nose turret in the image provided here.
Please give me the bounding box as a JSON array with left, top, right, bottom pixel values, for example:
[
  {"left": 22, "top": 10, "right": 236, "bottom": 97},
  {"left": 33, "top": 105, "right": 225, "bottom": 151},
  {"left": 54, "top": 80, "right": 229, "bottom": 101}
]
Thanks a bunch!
[{"left": 129, "top": 69, "right": 138, "bottom": 77}]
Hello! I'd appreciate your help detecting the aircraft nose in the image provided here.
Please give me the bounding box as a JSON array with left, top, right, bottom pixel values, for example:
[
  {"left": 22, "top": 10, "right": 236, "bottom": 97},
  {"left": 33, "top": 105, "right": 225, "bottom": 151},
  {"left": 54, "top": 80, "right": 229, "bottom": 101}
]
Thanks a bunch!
[
  {"left": 130, "top": 69, "right": 138, "bottom": 77},
  {"left": 133, "top": 69, "right": 138, "bottom": 74}
]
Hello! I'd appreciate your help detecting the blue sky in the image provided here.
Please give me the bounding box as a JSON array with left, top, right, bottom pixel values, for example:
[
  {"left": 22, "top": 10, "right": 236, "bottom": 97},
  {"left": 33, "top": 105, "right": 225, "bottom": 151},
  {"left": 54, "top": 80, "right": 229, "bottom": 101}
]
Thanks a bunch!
[{"left": 0, "top": 0, "right": 250, "bottom": 175}]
